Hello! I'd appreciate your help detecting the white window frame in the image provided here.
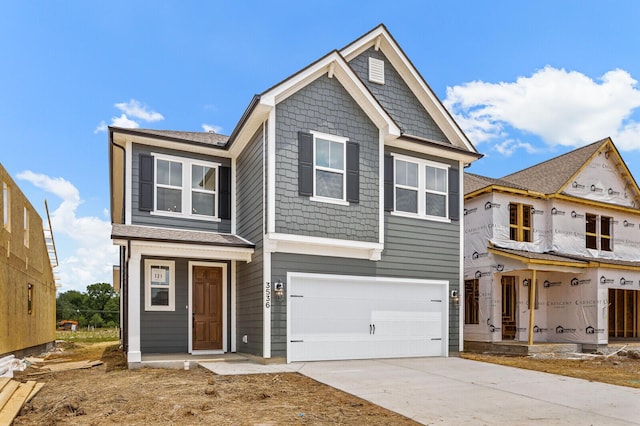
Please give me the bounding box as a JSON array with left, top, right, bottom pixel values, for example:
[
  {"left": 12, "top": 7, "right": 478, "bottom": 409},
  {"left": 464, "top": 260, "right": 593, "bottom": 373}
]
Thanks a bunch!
[
  {"left": 391, "top": 153, "right": 450, "bottom": 222},
  {"left": 152, "top": 153, "right": 221, "bottom": 222},
  {"left": 309, "top": 130, "right": 349, "bottom": 206},
  {"left": 144, "top": 259, "right": 175, "bottom": 311}
]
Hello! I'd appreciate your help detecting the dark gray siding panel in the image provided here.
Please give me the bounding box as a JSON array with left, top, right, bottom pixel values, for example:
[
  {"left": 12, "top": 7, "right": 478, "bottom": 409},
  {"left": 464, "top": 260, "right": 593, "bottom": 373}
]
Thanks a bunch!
[
  {"left": 349, "top": 48, "right": 449, "bottom": 144},
  {"left": 236, "top": 129, "right": 264, "bottom": 357},
  {"left": 131, "top": 143, "right": 232, "bottom": 232},
  {"left": 270, "top": 253, "right": 377, "bottom": 358},
  {"left": 378, "top": 214, "right": 460, "bottom": 354},
  {"left": 139, "top": 257, "right": 233, "bottom": 354},
  {"left": 140, "top": 257, "right": 189, "bottom": 353},
  {"left": 274, "top": 75, "right": 379, "bottom": 242}
]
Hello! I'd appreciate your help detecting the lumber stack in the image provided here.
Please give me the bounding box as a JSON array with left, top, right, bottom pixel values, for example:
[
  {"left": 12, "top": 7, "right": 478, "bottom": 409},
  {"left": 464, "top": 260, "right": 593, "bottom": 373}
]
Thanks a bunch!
[{"left": 0, "top": 377, "right": 43, "bottom": 426}]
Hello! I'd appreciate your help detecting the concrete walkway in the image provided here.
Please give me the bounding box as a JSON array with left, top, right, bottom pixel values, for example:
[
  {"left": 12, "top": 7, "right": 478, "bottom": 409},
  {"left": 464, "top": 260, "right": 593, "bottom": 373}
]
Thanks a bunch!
[{"left": 201, "top": 357, "right": 640, "bottom": 425}]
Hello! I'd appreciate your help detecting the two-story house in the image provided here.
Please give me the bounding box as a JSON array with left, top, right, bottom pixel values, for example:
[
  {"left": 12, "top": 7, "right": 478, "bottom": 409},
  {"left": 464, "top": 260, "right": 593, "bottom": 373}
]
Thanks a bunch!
[
  {"left": 1, "top": 163, "right": 58, "bottom": 358},
  {"left": 109, "top": 24, "right": 481, "bottom": 368},
  {"left": 464, "top": 138, "right": 640, "bottom": 351}
]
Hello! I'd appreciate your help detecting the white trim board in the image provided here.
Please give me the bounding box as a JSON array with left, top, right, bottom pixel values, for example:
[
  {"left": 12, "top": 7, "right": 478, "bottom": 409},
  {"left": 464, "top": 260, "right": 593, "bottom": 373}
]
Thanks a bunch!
[{"left": 265, "top": 232, "right": 383, "bottom": 261}]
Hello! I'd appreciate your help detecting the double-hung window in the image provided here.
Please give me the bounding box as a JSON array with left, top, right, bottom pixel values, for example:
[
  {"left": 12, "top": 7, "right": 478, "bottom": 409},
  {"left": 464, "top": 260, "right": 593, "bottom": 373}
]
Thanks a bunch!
[
  {"left": 393, "top": 155, "right": 449, "bottom": 219},
  {"left": 586, "top": 213, "right": 612, "bottom": 251},
  {"left": 152, "top": 154, "right": 219, "bottom": 220},
  {"left": 509, "top": 203, "right": 533, "bottom": 242},
  {"left": 145, "top": 259, "right": 175, "bottom": 311},
  {"left": 312, "top": 132, "right": 347, "bottom": 203}
]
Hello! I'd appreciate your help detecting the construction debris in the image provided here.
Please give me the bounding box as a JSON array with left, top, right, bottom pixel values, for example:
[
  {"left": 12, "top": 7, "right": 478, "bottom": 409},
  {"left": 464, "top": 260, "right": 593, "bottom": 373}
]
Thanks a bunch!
[{"left": 0, "top": 377, "right": 43, "bottom": 426}]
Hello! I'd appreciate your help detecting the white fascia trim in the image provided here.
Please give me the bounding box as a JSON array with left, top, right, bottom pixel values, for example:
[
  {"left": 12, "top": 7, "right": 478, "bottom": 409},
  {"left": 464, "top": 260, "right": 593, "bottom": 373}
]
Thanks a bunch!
[
  {"left": 267, "top": 109, "right": 276, "bottom": 234},
  {"left": 340, "top": 28, "right": 475, "bottom": 154},
  {"left": 129, "top": 240, "right": 254, "bottom": 262},
  {"left": 125, "top": 140, "right": 132, "bottom": 225},
  {"left": 227, "top": 104, "right": 271, "bottom": 158},
  {"left": 265, "top": 233, "right": 384, "bottom": 261},
  {"left": 386, "top": 138, "right": 481, "bottom": 164},
  {"left": 260, "top": 52, "right": 399, "bottom": 137}
]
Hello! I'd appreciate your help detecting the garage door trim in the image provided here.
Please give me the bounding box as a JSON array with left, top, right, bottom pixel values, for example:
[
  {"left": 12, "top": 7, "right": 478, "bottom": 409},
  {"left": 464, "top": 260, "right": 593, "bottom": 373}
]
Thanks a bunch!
[{"left": 286, "top": 272, "right": 449, "bottom": 363}]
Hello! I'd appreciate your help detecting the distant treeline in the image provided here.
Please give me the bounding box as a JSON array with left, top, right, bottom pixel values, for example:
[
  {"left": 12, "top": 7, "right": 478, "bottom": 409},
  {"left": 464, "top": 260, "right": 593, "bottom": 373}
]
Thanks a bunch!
[{"left": 56, "top": 283, "right": 119, "bottom": 328}]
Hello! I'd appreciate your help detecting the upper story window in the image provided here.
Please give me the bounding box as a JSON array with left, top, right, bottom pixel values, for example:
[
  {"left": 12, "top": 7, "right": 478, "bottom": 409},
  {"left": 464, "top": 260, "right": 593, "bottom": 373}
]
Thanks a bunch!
[
  {"left": 509, "top": 203, "right": 533, "bottom": 242},
  {"left": 3, "top": 181, "right": 10, "bottom": 231},
  {"left": 314, "top": 133, "right": 346, "bottom": 202},
  {"left": 391, "top": 154, "right": 449, "bottom": 219},
  {"left": 298, "top": 131, "right": 359, "bottom": 205},
  {"left": 586, "top": 213, "right": 612, "bottom": 251},
  {"left": 139, "top": 153, "right": 230, "bottom": 221}
]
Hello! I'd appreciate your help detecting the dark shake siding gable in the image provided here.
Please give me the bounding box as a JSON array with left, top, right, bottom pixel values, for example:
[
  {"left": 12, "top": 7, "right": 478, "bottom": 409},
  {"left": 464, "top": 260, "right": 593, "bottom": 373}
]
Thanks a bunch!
[
  {"left": 236, "top": 129, "right": 265, "bottom": 357},
  {"left": 274, "top": 75, "right": 379, "bottom": 242},
  {"left": 131, "top": 143, "right": 232, "bottom": 232},
  {"left": 349, "top": 48, "right": 449, "bottom": 143}
]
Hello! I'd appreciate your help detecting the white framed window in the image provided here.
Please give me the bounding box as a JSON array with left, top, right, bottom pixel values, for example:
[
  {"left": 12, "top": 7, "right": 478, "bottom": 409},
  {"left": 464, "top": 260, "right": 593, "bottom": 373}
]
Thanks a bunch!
[
  {"left": 393, "top": 154, "right": 449, "bottom": 220},
  {"left": 145, "top": 259, "right": 175, "bottom": 311},
  {"left": 311, "top": 131, "right": 348, "bottom": 205},
  {"left": 153, "top": 153, "right": 220, "bottom": 221},
  {"left": 3, "top": 181, "right": 10, "bottom": 232}
]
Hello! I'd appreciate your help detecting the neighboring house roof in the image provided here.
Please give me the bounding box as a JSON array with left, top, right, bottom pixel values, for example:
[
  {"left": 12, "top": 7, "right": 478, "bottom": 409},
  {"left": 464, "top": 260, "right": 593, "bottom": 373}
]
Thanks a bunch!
[
  {"left": 501, "top": 139, "right": 606, "bottom": 194},
  {"left": 464, "top": 172, "right": 529, "bottom": 194},
  {"left": 111, "top": 127, "right": 229, "bottom": 148},
  {"left": 489, "top": 246, "right": 590, "bottom": 266},
  {"left": 111, "top": 224, "right": 254, "bottom": 248}
]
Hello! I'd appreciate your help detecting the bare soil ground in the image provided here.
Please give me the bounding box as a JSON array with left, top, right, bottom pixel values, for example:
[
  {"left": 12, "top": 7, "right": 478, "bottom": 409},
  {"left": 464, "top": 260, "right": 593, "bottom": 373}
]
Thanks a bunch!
[
  {"left": 461, "top": 350, "right": 640, "bottom": 389},
  {"left": 12, "top": 342, "right": 418, "bottom": 425}
]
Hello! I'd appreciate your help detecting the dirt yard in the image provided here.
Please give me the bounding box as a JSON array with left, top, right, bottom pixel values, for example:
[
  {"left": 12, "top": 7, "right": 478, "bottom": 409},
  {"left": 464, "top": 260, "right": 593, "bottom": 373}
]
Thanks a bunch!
[
  {"left": 12, "top": 342, "right": 418, "bottom": 425},
  {"left": 10, "top": 342, "right": 640, "bottom": 425}
]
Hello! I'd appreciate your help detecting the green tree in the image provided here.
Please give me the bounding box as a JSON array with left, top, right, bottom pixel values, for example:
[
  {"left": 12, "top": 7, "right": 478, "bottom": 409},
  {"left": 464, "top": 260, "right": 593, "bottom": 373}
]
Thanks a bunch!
[
  {"left": 56, "top": 283, "right": 119, "bottom": 328},
  {"left": 56, "top": 290, "right": 88, "bottom": 322},
  {"left": 86, "top": 283, "right": 115, "bottom": 312}
]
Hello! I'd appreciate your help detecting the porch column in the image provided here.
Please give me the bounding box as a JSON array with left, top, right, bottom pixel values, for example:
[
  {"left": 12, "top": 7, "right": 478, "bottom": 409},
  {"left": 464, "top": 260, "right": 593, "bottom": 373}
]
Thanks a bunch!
[
  {"left": 128, "top": 252, "right": 142, "bottom": 362},
  {"left": 527, "top": 269, "right": 537, "bottom": 345}
]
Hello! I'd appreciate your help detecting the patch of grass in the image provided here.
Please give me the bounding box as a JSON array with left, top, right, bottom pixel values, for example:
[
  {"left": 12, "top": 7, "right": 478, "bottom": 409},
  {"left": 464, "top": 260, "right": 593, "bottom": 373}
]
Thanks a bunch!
[{"left": 56, "top": 327, "right": 120, "bottom": 343}]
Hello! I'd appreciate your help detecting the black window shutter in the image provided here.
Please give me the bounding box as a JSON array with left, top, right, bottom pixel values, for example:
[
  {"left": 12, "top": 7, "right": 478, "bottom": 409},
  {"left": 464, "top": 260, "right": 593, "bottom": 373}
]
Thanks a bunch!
[
  {"left": 298, "top": 131, "right": 313, "bottom": 196},
  {"left": 139, "top": 154, "right": 154, "bottom": 212},
  {"left": 449, "top": 167, "right": 459, "bottom": 221},
  {"left": 384, "top": 154, "right": 394, "bottom": 211},
  {"left": 346, "top": 141, "right": 359, "bottom": 203},
  {"left": 219, "top": 166, "right": 231, "bottom": 220}
]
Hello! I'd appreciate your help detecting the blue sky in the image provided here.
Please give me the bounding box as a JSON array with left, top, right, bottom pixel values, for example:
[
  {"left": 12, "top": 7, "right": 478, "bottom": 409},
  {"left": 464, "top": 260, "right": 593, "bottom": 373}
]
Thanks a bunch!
[{"left": 2, "top": 1, "right": 640, "bottom": 292}]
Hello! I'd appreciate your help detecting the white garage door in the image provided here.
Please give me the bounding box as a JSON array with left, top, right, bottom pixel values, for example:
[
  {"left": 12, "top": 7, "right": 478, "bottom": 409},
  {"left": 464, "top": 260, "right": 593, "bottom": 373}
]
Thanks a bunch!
[{"left": 287, "top": 273, "right": 448, "bottom": 362}]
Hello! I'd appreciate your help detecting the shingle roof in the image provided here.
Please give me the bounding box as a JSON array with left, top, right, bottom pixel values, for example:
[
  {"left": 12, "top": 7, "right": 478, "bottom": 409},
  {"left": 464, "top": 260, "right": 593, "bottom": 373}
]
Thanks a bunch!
[
  {"left": 500, "top": 139, "right": 607, "bottom": 194},
  {"left": 112, "top": 127, "right": 229, "bottom": 147},
  {"left": 464, "top": 172, "right": 529, "bottom": 195},
  {"left": 111, "top": 224, "right": 254, "bottom": 248}
]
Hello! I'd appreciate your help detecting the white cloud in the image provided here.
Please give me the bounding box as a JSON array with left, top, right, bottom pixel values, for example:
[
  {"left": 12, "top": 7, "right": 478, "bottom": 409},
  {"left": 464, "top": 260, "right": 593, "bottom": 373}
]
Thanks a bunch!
[
  {"left": 114, "top": 99, "right": 164, "bottom": 122},
  {"left": 94, "top": 99, "right": 164, "bottom": 133},
  {"left": 202, "top": 123, "right": 223, "bottom": 133},
  {"left": 493, "top": 139, "right": 537, "bottom": 157},
  {"left": 445, "top": 66, "right": 640, "bottom": 152},
  {"left": 16, "top": 171, "right": 117, "bottom": 292}
]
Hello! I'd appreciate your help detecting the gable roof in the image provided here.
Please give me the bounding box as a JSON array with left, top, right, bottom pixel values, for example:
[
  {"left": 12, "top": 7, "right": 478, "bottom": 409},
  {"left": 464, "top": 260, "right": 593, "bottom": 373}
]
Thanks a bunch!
[
  {"left": 501, "top": 139, "right": 606, "bottom": 194},
  {"left": 110, "top": 127, "right": 229, "bottom": 147},
  {"left": 465, "top": 137, "right": 640, "bottom": 209},
  {"left": 227, "top": 24, "right": 480, "bottom": 162},
  {"left": 340, "top": 24, "right": 478, "bottom": 155}
]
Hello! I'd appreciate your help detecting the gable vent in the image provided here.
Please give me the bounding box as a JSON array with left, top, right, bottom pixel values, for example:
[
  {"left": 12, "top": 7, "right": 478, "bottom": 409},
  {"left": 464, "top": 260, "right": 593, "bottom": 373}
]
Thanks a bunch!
[{"left": 368, "top": 57, "right": 385, "bottom": 84}]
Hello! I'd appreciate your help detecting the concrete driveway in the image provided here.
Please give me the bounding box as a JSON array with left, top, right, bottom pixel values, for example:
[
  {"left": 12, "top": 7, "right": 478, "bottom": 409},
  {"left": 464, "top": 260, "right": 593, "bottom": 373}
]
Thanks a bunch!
[{"left": 202, "top": 357, "right": 640, "bottom": 425}]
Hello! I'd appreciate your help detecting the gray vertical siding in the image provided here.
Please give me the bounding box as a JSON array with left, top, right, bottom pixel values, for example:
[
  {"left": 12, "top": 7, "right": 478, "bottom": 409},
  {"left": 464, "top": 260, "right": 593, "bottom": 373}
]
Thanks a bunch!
[
  {"left": 131, "top": 143, "right": 232, "bottom": 232},
  {"left": 274, "top": 75, "right": 379, "bottom": 242},
  {"left": 349, "top": 48, "right": 449, "bottom": 144},
  {"left": 236, "top": 129, "right": 265, "bottom": 356}
]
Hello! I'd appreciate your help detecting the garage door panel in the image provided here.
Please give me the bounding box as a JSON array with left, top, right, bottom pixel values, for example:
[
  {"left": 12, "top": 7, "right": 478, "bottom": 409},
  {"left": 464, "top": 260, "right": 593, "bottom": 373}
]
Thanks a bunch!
[{"left": 288, "top": 274, "right": 447, "bottom": 362}]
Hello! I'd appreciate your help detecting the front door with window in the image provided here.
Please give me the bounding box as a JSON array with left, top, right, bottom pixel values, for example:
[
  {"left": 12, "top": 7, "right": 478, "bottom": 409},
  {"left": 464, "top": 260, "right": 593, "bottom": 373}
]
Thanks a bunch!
[
  {"left": 192, "top": 266, "right": 223, "bottom": 350},
  {"left": 501, "top": 276, "right": 517, "bottom": 340}
]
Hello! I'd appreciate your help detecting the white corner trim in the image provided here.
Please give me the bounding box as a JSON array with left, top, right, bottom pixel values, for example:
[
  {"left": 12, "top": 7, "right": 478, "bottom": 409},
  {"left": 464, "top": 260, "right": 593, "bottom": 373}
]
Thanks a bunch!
[
  {"left": 231, "top": 156, "right": 237, "bottom": 234},
  {"left": 267, "top": 110, "right": 276, "bottom": 234},
  {"left": 127, "top": 252, "right": 141, "bottom": 363},
  {"left": 125, "top": 140, "right": 132, "bottom": 225},
  {"left": 378, "top": 129, "right": 385, "bottom": 246},
  {"left": 263, "top": 251, "right": 272, "bottom": 358},
  {"left": 231, "top": 261, "right": 237, "bottom": 352},
  {"left": 457, "top": 161, "right": 464, "bottom": 352},
  {"left": 265, "top": 233, "right": 383, "bottom": 261}
]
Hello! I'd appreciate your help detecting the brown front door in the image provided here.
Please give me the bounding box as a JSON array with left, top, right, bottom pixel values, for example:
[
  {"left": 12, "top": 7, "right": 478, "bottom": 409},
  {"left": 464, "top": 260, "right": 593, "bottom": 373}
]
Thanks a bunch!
[
  {"left": 193, "top": 266, "right": 223, "bottom": 350},
  {"left": 501, "top": 276, "right": 517, "bottom": 340}
]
